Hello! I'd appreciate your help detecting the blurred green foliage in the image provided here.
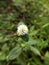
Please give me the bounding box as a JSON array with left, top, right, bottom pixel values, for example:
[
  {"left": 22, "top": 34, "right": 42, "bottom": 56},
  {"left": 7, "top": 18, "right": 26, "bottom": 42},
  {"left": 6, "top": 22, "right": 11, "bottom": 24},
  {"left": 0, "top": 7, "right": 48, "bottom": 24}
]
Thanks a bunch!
[{"left": 0, "top": 0, "right": 49, "bottom": 65}]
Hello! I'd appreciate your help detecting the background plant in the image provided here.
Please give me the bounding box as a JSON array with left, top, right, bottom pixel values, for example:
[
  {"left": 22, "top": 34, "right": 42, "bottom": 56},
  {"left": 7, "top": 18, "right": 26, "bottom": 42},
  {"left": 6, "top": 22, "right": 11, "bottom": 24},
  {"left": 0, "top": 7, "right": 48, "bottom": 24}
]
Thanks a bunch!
[{"left": 0, "top": 0, "right": 49, "bottom": 65}]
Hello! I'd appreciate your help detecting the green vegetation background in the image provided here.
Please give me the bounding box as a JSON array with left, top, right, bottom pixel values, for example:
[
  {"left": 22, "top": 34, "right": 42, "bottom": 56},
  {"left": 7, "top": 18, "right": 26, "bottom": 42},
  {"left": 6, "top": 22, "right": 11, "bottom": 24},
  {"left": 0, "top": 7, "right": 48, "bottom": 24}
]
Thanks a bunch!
[{"left": 0, "top": 0, "right": 49, "bottom": 65}]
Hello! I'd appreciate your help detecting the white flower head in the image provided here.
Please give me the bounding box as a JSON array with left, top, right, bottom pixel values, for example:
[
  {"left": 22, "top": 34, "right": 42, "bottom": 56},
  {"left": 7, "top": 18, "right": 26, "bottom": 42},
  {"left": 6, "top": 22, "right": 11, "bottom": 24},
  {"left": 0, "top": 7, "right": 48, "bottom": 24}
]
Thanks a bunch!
[{"left": 17, "top": 24, "right": 28, "bottom": 36}]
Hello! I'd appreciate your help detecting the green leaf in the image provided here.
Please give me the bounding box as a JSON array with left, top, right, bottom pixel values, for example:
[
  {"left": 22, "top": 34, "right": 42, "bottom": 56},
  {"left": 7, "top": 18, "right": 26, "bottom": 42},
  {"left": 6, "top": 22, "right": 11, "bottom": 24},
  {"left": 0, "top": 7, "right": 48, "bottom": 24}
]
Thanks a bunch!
[
  {"left": 27, "top": 39, "right": 36, "bottom": 46},
  {"left": 45, "top": 51, "right": 49, "bottom": 59},
  {"left": 7, "top": 46, "right": 22, "bottom": 60},
  {"left": 30, "top": 46, "right": 41, "bottom": 56},
  {"left": 44, "top": 51, "right": 49, "bottom": 65},
  {"left": 0, "top": 36, "right": 8, "bottom": 43},
  {"left": 17, "top": 57, "right": 26, "bottom": 65},
  {"left": 12, "top": 0, "right": 24, "bottom": 6},
  {"left": 0, "top": 52, "right": 6, "bottom": 61},
  {"left": 2, "top": 44, "right": 9, "bottom": 52},
  {"left": 29, "top": 26, "right": 39, "bottom": 36},
  {"left": 42, "top": 23, "right": 49, "bottom": 28}
]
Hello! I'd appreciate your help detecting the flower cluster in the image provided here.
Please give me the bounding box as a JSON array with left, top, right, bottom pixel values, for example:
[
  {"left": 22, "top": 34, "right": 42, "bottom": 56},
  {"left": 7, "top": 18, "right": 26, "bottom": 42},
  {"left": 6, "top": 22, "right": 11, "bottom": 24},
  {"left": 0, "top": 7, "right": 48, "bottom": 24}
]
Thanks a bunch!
[{"left": 17, "top": 24, "right": 28, "bottom": 36}]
